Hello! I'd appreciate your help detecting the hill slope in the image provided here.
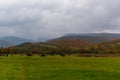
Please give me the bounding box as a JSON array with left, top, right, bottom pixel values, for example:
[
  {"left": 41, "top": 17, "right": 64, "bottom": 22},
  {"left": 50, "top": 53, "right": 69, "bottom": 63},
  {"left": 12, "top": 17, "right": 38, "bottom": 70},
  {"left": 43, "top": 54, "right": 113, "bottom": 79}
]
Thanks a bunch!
[
  {"left": 10, "top": 42, "right": 57, "bottom": 54},
  {"left": 47, "top": 33, "right": 120, "bottom": 46},
  {"left": 62, "top": 33, "right": 120, "bottom": 43},
  {"left": 47, "top": 38, "right": 92, "bottom": 48}
]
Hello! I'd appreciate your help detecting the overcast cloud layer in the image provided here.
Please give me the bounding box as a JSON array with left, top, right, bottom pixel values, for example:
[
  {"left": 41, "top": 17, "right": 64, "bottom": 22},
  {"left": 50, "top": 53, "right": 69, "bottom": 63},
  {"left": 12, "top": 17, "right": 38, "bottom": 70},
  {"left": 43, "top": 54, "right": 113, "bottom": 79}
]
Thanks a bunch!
[{"left": 0, "top": 0, "right": 120, "bottom": 40}]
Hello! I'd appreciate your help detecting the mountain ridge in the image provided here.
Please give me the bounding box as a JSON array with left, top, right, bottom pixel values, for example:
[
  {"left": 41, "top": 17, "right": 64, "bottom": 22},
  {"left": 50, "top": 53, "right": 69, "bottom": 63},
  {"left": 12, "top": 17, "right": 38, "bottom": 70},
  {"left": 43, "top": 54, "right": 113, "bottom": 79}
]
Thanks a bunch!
[
  {"left": 0, "top": 36, "right": 33, "bottom": 47},
  {"left": 46, "top": 33, "right": 120, "bottom": 46}
]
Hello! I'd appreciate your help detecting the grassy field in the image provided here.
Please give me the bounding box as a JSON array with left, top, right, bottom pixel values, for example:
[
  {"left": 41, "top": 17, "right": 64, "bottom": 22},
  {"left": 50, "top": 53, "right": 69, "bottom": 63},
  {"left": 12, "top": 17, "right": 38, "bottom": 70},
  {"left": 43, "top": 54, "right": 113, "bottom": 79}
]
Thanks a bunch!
[{"left": 0, "top": 56, "right": 120, "bottom": 80}]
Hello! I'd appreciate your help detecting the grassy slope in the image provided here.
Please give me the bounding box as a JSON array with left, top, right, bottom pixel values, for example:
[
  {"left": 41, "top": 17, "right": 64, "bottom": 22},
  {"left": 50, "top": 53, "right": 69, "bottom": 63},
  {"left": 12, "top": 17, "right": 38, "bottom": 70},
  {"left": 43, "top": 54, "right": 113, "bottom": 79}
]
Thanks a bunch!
[{"left": 0, "top": 56, "right": 120, "bottom": 80}]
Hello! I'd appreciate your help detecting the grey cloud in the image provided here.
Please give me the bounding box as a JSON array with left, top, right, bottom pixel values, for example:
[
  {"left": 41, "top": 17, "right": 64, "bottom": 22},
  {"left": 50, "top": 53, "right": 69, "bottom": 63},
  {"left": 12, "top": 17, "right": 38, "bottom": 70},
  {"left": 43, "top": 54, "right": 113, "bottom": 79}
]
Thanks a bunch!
[{"left": 0, "top": 0, "right": 120, "bottom": 40}]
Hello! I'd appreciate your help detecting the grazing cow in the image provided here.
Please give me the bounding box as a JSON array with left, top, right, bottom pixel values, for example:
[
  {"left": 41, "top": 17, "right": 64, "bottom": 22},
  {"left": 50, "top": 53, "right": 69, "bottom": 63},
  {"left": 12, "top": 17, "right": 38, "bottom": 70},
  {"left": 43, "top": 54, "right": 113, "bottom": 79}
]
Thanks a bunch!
[
  {"left": 60, "top": 54, "right": 66, "bottom": 57},
  {"left": 26, "top": 53, "right": 33, "bottom": 56},
  {"left": 41, "top": 54, "right": 46, "bottom": 57},
  {"left": 6, "top": 54, "right": 8, "bottom": 57}
]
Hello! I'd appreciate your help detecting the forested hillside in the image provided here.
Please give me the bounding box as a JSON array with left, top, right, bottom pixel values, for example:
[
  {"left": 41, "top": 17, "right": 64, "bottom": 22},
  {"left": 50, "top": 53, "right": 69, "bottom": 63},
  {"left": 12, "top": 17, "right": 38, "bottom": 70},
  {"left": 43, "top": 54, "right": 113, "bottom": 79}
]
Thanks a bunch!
[{"left": 0, "top": 33, "right": 120, "bottom": 56}]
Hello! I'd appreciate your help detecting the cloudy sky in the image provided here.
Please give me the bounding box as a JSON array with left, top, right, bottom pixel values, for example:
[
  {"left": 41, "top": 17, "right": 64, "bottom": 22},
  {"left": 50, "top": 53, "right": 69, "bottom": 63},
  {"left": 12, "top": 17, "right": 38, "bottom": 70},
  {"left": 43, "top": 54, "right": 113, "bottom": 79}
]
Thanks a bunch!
[{"left": 0, "top": 0, "right": 120, "bottom": 40}]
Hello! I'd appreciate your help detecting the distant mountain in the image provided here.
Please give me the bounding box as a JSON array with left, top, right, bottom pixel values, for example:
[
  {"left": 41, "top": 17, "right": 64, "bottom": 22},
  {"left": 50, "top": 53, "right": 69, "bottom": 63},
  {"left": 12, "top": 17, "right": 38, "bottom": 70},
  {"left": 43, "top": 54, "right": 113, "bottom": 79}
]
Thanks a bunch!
[
  {"left": 38, "top": 38, "right": 50, "bottom": 42},
  {"left": 59, "top": 33, "right": 120, "bottom": 42},
  {"left": 0, "top": 36, "right": 32, "bottom": 45},
  {"left": 0, "top": 36, "right": 33, "bottom": 47},
  {"left": 46, "top": 33, "right": 120, "bottom": 47},
  {"left": 0, "top": 40, "right": 13, "bottom": 47}
]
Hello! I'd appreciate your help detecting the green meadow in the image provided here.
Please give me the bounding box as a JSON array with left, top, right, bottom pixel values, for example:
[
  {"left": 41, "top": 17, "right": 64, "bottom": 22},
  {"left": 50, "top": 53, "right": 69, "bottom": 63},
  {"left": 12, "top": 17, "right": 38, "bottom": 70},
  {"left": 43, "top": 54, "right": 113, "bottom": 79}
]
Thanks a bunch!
[{"left": 0, "top": 55, "right": 120, "bottom": 80}]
